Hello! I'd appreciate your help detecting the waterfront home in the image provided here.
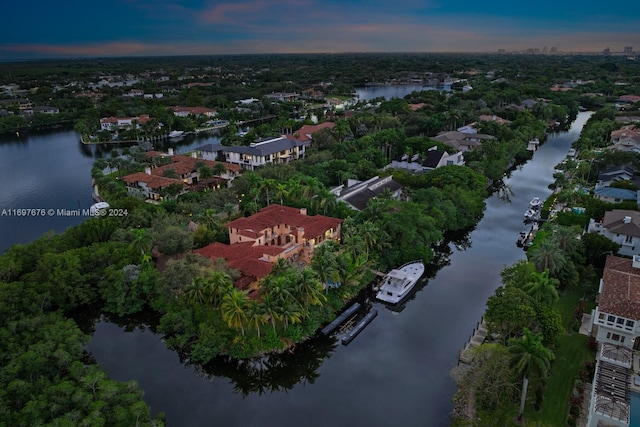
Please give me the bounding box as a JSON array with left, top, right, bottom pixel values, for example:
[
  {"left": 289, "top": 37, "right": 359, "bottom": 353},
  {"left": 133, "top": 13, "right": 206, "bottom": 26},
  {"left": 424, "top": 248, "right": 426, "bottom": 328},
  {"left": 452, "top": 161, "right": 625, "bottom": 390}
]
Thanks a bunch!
[
  {"left": 331, "top": 175, "right": 403, "bottom": 211},
  {"left": 194, "top": 136, "right": 309, "bottom": 171},
  {"left": 586, "top": 255, "right": 640, "bottom": 427},
  {"left": 588, "top": 210, "right": 640, "bottom": 256},
  {"left": 121, "top": 173, "right": 185, "bottom": 201},
  {"left": 171, "top": 106, "right": 217, "bottom": 118},
  {"left": 609, "top": 126, "right": 640, "bottom": 152},
  {"left": 100, "top": 114, "right": 151, "bottom": 131},
  {"left": 593, "top": 185, "right": 640, "bottom": 205},
  {"left": 195, "top": 204, "right": 342, "bottom": 293},
  {"left": 597, "top": 165, "right": 640, "bottom": 187},
  {"left": 385, "top": 148, "right": 465, "bottom": 173},
  {"left": 432, "top": 130, "right": 494, "bottom": 152},
  {"left": 121, "top": 149, "right": 241, "bottom": 200}
]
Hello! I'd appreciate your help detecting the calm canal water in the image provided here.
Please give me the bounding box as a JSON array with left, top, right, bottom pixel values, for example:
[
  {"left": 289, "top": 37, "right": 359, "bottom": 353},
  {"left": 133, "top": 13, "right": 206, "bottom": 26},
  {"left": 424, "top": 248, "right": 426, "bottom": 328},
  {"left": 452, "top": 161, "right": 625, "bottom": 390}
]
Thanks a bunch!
[
  {"left": 86, "top": 112, "right": 593, "bottom": 427},
  {"left": 0, "top": 108, "right": 591, "bottom": 426}
]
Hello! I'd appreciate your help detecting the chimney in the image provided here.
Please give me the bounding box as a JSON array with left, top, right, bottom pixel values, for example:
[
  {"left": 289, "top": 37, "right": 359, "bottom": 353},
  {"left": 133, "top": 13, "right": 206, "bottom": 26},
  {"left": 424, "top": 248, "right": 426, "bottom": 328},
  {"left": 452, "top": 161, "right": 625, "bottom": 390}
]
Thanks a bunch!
[
  {"left": 624, "top": 216, "right": 632, "bottom": 224},
  {"left": 191, "top": 152, "right": 197, "bottom": 158},
  {"left": 300, "top": 208, "right": 307, "bottom": 216},
  {"left": 634, "top": 255, "right": 640, "bottom": 269},
  {"left": 168, "top": 148, "right": 174, "bottom": 156},
  {"left": 144, "top": 166, "right": 152, "bottom": 175}
]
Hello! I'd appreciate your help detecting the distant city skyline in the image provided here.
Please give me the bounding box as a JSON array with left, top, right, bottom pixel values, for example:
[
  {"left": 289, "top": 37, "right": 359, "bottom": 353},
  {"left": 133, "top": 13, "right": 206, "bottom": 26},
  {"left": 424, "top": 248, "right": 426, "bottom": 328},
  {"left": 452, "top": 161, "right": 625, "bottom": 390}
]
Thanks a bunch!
[{"left": 1, "top": 0, "right": 639, "bottom": 59}]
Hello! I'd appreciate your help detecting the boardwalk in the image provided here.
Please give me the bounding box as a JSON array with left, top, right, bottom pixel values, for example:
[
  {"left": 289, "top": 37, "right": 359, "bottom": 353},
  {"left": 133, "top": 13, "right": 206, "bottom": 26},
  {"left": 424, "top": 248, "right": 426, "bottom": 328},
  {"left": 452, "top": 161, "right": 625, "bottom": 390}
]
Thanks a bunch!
[{"left": 458, "top": 318, "right": 488, "bottom": 365}]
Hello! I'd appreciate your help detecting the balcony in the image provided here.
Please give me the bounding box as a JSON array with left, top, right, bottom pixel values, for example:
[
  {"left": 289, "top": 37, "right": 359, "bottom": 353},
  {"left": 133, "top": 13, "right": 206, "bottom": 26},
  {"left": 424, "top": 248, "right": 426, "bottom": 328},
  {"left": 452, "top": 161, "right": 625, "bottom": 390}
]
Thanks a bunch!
[{"left": 600, "top": 343, "right": 632, "bottom": 368}]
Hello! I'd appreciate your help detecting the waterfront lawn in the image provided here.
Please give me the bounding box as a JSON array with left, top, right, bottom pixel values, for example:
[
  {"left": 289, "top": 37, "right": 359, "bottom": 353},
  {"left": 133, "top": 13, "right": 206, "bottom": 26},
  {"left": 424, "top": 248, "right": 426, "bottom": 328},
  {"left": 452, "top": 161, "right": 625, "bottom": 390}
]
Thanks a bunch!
[
  {"left": 555, "top": 287, "right": 584, "bottom": 331},
  {"left": 525, "top": 333, "right": 594, "bottom": 425}
]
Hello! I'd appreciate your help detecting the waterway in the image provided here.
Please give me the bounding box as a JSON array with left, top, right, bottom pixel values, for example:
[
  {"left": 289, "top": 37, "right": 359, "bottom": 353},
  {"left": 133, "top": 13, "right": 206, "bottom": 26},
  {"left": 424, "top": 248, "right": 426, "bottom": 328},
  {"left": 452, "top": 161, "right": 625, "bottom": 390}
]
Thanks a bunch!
[
  {"left": 0, "top": 105, "right": 591, "bottom": 426},
  {"left": 84, "top": 112, "right": 593, "bottom": 426},
  {"left": 0, "top": 129, "right": 222, "bottom": 253},
  {"left": 354, "top": 84, "right": 451, "bottom": 102}
]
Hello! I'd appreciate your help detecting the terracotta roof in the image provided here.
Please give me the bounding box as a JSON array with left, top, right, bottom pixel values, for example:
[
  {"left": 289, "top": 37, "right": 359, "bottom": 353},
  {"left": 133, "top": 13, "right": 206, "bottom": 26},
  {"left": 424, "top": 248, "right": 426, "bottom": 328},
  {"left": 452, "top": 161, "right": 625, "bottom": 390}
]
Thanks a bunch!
[
  {"left": 292, "top": 122, "right": 336, "bottom": 142},
  {"left": 171, "top": 106, "right": 216, "bottom": 115},
  {"left": 148, "top": 154, "right": 241, "bottom": 176},
  {"left": 600, "top": 255, "right": 640, "bottom": 320},
  {"left": 194, "top": 241, "right": 275, "bottom": 282},
  {"left": 121, "top": 172, "right": 185, "bottom": 189},
  {"left": 227, "top": 204, "right": 342, "bottom": 241}
]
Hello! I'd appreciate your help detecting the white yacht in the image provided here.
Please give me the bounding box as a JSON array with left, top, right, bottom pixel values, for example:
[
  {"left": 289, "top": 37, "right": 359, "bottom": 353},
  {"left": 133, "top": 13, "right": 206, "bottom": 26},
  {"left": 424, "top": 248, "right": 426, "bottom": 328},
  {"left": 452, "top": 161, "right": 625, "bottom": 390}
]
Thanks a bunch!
[{"left": 376, "top": 261, "right": 425, "bottom": 304}]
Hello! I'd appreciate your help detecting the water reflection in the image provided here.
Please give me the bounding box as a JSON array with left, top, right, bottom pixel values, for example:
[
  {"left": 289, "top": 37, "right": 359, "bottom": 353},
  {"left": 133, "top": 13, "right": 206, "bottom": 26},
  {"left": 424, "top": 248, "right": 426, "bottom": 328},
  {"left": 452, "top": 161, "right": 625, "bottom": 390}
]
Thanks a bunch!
[{"left": 202, "top": 337, "right": 338, "bottom": 397}]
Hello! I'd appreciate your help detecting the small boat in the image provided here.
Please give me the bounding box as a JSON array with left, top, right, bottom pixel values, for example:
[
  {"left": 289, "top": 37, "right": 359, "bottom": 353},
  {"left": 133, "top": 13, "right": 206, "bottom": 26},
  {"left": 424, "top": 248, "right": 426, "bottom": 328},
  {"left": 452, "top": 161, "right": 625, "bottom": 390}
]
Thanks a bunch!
[
  {"left": 168, "top": 130, "right": 184, "bottom": 138},
  {"left": 516, "top": 231, "right": 528, "bottom": 247},
  {"left": 376, "top": 260, "right": 425, "bottom": 304},
  {"left": 89, "top": 201, "right": 109, "bottom": 216},
  {"left": 524, "top": 208, "right": 539, "bottom": 221},
  {"left": 529, "top": 197, "right": 541, "bottom": 209}
]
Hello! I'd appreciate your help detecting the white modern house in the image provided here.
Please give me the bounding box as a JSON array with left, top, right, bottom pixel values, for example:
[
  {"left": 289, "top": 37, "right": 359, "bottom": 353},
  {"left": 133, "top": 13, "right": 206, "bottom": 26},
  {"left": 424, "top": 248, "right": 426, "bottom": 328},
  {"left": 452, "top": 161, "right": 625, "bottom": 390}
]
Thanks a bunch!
[
  {"left": 588, "top": 210, "right": 640, "bottom": 256},
  {"left": 194, "top": 136, "right": 309, "bottom": 171},
  {"left": 586, "top": 255, "right": 640, "bottom": 427}
]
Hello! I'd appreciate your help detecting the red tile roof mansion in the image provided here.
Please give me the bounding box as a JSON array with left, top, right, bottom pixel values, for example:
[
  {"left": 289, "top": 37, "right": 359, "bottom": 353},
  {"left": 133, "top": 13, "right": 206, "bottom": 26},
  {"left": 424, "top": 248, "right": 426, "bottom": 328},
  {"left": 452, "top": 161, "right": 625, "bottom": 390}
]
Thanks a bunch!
[{"left": 195, "top": 204, "right": 342, "bottom": 291}]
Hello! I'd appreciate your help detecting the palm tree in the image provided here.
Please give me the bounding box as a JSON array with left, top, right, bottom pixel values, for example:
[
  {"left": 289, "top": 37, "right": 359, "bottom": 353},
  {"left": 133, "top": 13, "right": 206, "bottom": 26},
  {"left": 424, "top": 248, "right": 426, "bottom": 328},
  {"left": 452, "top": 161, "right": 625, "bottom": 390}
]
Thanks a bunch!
[
  {"left": 509, "top": 328, "right": 555, "bottom": 421},
  {"left": 185, "top": 277, "right": 208, "bottom": 305},
  {"left": 523, "top": 269, "right": 559, "bottom": 306},
  {"left": 280, "top": 302, "right": 304, "bottom": 330},
  {"left": 221, "top": 288, "right": 249, "bottom": 335},
  {"left": 261, "top": 293, "right": 282, "bottom": 334},
  {"left": 295, "top": 267, "right": 326, "bottom": 306},
  {"left": 212, "top": 162, "right": 227, "bottom": 177},
  {"left": 311, "top": 242, "right": 339, "bottom": 291},
  {"left": 275, "top": 183, "right": 288, "bottom": 205},
  {"left": 551, "top": 226, "right": 581, "bottom": 255},
  {"left": 247, "top": 300, "right": 266, "bottom": 339},
  {"left": 223, "top": 202, "right": 236, "bottom": 219},
  {"left": 129, "top": 228, "right": 153, "bottom": 261},
  {"left": 261, "top": 178, "right": 276, "bottom": 205},
  {"left": 357, "top": 220, "right": 382, "bottom": 259},
  {"left": 528, "top": 239, "right": 566, "bottom": 276},
  {"left": 204, "top": 270, "right": 233, "bottom": 307}
]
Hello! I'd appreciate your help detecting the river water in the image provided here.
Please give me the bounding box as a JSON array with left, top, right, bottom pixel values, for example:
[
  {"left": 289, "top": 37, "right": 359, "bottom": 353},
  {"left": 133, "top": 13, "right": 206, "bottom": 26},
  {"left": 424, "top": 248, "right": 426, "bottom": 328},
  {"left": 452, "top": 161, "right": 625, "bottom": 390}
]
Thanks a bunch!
[
  {"left": 0, "top": 109, "right": 591, "bottom": 426},
  {"left": 85, "top": 112, "right": 592, "bottom": 426},
  {"left": 354, "top": 84, "right": 451, "bottom": 102}
]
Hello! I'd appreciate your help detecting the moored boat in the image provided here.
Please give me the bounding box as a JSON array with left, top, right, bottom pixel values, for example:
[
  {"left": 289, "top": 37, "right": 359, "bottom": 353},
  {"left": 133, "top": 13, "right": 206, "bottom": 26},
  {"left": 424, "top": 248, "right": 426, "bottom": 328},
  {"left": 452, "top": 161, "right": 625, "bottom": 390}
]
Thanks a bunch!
[
  {"left": 524, "top": 208, "right": 539, "bottom": 221},
  {"left": 168, "top": 130, "right": 184, "bottom": 138},
  {"left": 376, "top": 260, "right": 425, "bottom": 304},
  {"left": 529, "top": 197, "right": 541, "bottom": 209}
]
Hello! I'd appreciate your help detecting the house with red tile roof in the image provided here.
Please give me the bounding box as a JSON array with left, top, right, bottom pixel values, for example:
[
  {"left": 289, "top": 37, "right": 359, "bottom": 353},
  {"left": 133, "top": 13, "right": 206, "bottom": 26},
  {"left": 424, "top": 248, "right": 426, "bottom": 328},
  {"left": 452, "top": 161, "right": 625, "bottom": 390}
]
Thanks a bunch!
[
  {"left": 100, "top": 114, "right": 151, "bottom": 131},
  {"left": 195, "top": 204, "right": 342, "bottom": 292},
  {"left": 586, "top": 255, "right": 640, "bottom": 427},
  {"left": 290, "top": 122, "right": 335, "bottom": 143},
  {"left": 121, "top": 149, "right": 242, "bottom": 200}
]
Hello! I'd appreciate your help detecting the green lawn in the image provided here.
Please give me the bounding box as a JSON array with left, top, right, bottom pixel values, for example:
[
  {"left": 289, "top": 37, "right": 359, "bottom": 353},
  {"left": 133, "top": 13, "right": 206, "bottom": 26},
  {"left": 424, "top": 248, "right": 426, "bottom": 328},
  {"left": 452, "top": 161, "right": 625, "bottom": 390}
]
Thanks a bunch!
[
  {"left": 525, "top": 334, "right": 594, "bottom": 425},
  {"left": 474, "top": 286, "right": 596, "bottom": 426}
]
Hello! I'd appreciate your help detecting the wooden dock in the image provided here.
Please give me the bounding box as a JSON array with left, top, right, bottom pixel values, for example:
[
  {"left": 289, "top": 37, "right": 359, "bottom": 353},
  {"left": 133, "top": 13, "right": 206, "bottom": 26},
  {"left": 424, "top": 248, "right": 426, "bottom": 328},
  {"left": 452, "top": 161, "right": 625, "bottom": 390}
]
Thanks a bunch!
[{"left": 458, "top": 317, "right": 487, "bottom": 365}]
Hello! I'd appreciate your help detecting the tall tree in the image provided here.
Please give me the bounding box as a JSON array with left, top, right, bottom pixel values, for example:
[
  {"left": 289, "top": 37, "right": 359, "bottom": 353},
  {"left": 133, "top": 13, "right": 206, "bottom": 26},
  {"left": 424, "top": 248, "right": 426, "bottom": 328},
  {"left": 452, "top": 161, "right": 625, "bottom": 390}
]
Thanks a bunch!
[
  {"left": 523, "top": 269, "right": 559, "bottom": 306},
  {"left": 508, "top": 328, "right": 555, "bottom": 421},
  {"left": 221, "top": 288, "right": 249, "bottom": 335}
]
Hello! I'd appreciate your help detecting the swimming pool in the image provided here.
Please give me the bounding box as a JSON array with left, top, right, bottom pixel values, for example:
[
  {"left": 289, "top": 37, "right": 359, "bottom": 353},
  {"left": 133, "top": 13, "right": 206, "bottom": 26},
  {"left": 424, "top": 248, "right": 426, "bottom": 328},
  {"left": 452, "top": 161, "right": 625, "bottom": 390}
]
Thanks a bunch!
[{"left": 631, "top": 392, "right": 640, "bottom": 426}]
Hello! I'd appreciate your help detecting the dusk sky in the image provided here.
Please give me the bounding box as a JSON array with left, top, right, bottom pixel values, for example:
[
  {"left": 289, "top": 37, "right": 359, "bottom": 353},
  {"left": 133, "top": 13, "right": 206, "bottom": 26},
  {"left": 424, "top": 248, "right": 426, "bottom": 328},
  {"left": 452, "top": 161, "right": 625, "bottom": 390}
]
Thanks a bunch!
[{"left": 2, "top": 0, "right": 639, "bottom": 59}]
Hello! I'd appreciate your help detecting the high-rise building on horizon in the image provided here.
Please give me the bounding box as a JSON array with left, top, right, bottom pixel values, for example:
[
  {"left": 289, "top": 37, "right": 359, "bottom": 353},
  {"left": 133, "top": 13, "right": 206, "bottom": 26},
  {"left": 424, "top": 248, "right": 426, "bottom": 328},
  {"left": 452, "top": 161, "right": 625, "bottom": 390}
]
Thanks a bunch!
[
  {"left": 624, "top": 46, "right": 634, "bottom": 55},
  {"left": 550, "top": 47, "right": 558, "bottom": 53},
  {"left": 603, "top": 47, "right": 611, "bottom": 56}
]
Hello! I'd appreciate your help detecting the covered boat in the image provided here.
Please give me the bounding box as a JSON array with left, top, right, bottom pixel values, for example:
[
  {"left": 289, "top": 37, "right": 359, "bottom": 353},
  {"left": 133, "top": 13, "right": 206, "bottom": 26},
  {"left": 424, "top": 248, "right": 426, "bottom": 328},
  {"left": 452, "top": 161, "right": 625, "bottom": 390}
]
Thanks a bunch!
[{"left": 376, "top": 260, "right": 425, "bottom": 304}]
